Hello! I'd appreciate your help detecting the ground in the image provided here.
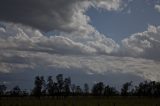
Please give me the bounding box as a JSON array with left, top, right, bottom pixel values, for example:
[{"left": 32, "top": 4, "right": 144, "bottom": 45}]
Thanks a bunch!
[{"left": 0, "top": 97, "right": 160, "bottom": 106}]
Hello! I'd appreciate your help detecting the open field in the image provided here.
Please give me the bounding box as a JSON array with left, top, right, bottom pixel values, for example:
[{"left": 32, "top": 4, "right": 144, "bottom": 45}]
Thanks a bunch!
[{"left": 0, "top": 97, "right": 160, "bottom": 106}]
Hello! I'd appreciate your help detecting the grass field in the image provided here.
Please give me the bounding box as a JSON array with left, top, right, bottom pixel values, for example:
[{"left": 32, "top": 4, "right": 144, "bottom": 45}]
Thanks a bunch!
[{"left": 0, "top": 97, "right": 160, "bottom": 106}]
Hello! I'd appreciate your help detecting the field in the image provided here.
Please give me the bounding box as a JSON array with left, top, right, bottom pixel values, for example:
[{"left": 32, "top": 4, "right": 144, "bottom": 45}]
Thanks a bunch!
[{"left": 0, "top": 97, "right": 160, "bottom": 106}]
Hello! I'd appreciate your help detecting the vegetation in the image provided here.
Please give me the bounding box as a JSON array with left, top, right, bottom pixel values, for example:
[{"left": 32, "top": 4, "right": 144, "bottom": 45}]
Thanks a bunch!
[
  {"left": 1, "top": 97, "right": 160, "bottom": 106},
  {"left": 1, "top": 74, "right": 160, "bottom": 106},
  {"left": 1, "top": 74, "right": 160, "bottom": 97}
]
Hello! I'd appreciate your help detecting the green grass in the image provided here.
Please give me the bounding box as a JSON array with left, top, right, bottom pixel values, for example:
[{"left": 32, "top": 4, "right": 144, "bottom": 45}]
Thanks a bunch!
[{"left": 0, "top": 97, "right": 160, "bottom": 106}]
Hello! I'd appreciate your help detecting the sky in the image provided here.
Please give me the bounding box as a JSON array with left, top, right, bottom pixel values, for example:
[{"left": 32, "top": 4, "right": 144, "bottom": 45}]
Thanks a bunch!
[
  {"left": 0, "top": 0, "right": 160, "bottom": 89},
  {"left": 87, "top": 0, "right": 160, "bottom": 42}
]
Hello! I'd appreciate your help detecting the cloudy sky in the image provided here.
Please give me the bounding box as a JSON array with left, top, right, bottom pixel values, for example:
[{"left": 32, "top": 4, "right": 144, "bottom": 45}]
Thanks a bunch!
[{"left": 0, "top": 0, "right": 160, "bottom": 89}]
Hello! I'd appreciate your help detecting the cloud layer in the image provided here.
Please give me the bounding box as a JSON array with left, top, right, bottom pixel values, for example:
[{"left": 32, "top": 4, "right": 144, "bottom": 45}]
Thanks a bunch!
[
  {"left": 1, "top": 50, "right": 160, "bottom": 81},
  {"left": 0, "top": 0, "right": 123, "bottom": 32},
  {"left": 0, "top": 23, "right": 160, "bottom": 81},
  {"left": 122, "top": 25, "right": 160, "bottom": 60},
  {"left": 0, "top": 0, "right": 160, "bottom": 82},
  {"left": 0, "top": 22, "right": 119, "bottom": 55}
]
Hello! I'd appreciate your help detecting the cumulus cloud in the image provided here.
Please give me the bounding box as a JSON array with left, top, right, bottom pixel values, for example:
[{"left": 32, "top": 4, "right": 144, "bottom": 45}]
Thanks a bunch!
[
  {"left": 122, "top": 25, "right": 160, "bottom": 60},
  {"left": 1, "top": 23, "right": 160, "bottom": 81},
  {"left": 0, "top": 0, "right": 123, "bottom": 55},
  {"left": 0, "top": 0, "right": 124, "bottom": 32},
  {"left": 0, "top": 22, "right": 118, "bottom": 55},
  {"left": 1, "top": 22, "right": 160, "bottom": 82},
  {"left": 155, "top": 4, "right": 160, "bottom": 12}
]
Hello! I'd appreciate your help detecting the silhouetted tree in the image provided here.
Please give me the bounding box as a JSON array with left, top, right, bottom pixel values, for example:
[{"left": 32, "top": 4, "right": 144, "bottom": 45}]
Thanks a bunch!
[
  {"left": 121, "top": 81, "right": 132, "bottom": 96},
  {"left": 104, "top": 85, "right": 118, "bottom": 96},
  {"left": 71, "top": 84, "right": 76, "bottom": 95},
  {"left": 64, "top": 77, "right": 71, "bottom": 96},
  {"left": 56, "top": 74, "right": 64, "bottom": 95},
  {"left": 92, "top": 82, "right": 104, "bottom": 96},
  {"left": 47, "top": 76, "right": 54, "bottom": 96},
  {"left": 134, "top": 81, "right": 150, "bottom": 96},
  {"left": 84, "top": 83, "right": 89, "bottom": 95},
  {"left": 4, "top": 74, "right": 160, "bottom": 98},
  {"left": 33, "top": 76, "right": 45, "bottom": 98},
  {"left": 0, "top": 84, "right": 7, "bottom": 96},
  {"left": 133, "top": 81, "right": 160, "bottom": 97},
  {"left": 11, "top": 86, "right": 21, "bottom": 96},
  {"left": 75, "top": 86, "right": 82, "bottom": 95},
  {"left": 153, "top": 81, "right": 160, "bottom": 97},
  {"left": 53, "top": 82, "right": 59, "bottom": 96}
]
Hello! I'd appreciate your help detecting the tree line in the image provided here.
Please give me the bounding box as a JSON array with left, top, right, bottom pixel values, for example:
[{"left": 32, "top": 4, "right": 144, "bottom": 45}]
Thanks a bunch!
[{"left": 1, "top": 74, "right": 160, "bottom": 98}]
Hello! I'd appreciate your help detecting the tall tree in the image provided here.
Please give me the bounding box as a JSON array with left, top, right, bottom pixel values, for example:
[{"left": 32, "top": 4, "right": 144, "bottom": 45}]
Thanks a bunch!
[
  {"left": 104, "top": 85, "right": 118, "bottom": 96},
  {"left": 121, "top": 81, "right": 132, "bottom": 96},
  {"left": 134, "top": 81, "right": 160, "bottom": 97},
  {"left": 84, "top": 83, "right": 89, "bottom": 95},
  {"left": 75, "top": 86, "right": 82, "bottom": 95},
  {"left": 56, "top": 74, "right": 64, "bottom": 94},
  {"left": 33, "top": 76, "right": 45, "bottom": 98},
  {"left": 64, "top": 77, "right": 71, "bottom": 96},
  {"left": 71, "top": 84, "right": 76, "bottom": 94},
  {"left": 92, "top": 82, "right": 104, "bottom": 96},
  {"left": 0, "top": 85, "right": 7, "bottom": 96},
  {"left": 47, "top": 76, "right": 54, "bottom": 96}
]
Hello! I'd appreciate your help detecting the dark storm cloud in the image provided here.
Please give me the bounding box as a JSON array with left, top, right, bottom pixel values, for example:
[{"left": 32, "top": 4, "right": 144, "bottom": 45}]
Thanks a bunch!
[
  {"left": 0, "top": 0, "right": 123, "bottom": 31},
  {"left": 0, "top": 0, "right": 76, "bottom": 31}
]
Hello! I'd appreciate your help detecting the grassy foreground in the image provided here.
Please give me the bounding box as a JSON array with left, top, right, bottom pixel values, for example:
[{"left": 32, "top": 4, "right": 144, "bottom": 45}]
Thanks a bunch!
[{"left": 0, "top": 97, "right": 160, "bottom": 106}]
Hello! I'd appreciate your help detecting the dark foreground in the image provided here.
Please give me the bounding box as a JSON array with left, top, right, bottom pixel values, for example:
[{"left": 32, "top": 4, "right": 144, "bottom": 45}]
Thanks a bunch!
[{"left": 0, "top": 97, "right": 160, "bottom": 106}]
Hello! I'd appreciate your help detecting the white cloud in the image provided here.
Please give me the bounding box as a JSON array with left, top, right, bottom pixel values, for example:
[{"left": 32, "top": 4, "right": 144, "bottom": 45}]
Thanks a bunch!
[
  {"left": 0, "top": 0, "right": 124, "bottom": 55},
  {"left": 1, "top": 23, "right": 160, "bottom": 82},
  {"left": 0, "top": 22, "right": 119, "bottom": 55},
  {"left": 92, "top": 0, "right": 123, "bottom": 11},
  {"left": 155, "top": 4, "right": 160, "bottom": 12},
  {"left": 1, "top": 23, "right": 160, "bottom": 81},
  {"left": 122, "top": 25, "right": 160, "bottom": 60}
]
